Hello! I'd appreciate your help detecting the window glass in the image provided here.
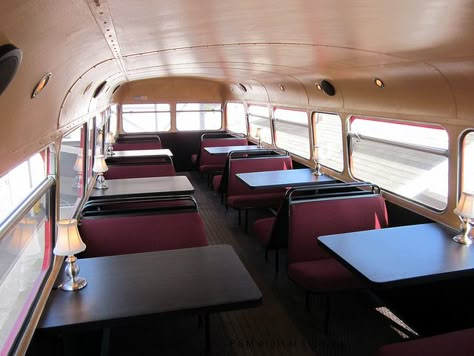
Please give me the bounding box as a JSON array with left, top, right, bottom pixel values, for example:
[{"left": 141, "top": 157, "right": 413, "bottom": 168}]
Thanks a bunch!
[
  {"left": 226, "top": 103, "right": 247, "bottom": 134},
  {"left": 59, "top": 126, "right": 85, "bottom": 219},
  {"left": 176, "top": 103, "right": 222, "bottom": 131},
  {"left": 122, "top": 104, "right": 171, "bottom": 132},
  {"left": 109, "top": 105, "right": 118, "bottom": 136},
  {"left": 95, "top": 115, "right": 105, "bottom": 157},
  {"left": 0, "top": 152, "right": 52, "bottom": 355},
  {"left": 274, "top": 109, "right": 309, "bottom": 158},
  {"left": 248, "top": 105, "right": 271, "bottom": 144},
  {"left": 248, "top": 105, "right": 269, "bottom": 117},
  {"left": 350, "top": 116, "right": 448, "bottom": 210},
  {"left": 86, "top": 119, "right": 95, "bottom": 185},
  {"left": 0, "top": 154, "right": 46, "bottom": 224},
  {"left": 462, "top": 132, "right": 474, "bottom": 193},
  {"left": 313, "top": 112, "right": 344, "bottom": 172}
]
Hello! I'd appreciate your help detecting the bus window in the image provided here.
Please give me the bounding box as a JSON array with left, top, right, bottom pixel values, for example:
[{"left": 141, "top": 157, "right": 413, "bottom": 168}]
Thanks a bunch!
[
  {"left": 313, "top": 112, "right": 344, "bottom": 172},
  {"left": 248, "top": 105, "right": 271, "bottom": 144},
  {"left": 350, "top": 117, "right": 449, "bottom": 210},
  {"left": 274, "top": 108, "right": 310, "bottom": 158},
  {"left": 226, "top": 102, "right": 246, "bottom": 134},
  {"left": 59, "top": 125, "right": 85, "bottom": 220},
  {"left": 86, "top": 118, "right": 95, "bottom": 186},
  {"left": 122, "top": 104, "right": 171, "bottom": 132},
  {"left": 461, "top": 131, "right": 474, "bottom": 193},
  {"left": 176, "top": 103, "right": 222, "bottom": 131},
  {"left": 0, "top": 154, "right": 46, "bottom": 224},
  {"left": 95, "top": 113, "right": 105, "bottom": 157},
  {"left": 0, "top": 149, "right": 53, "bottom": 355},
  {"left": 109, "top": 105, "right": 118, "bottom": 136}
]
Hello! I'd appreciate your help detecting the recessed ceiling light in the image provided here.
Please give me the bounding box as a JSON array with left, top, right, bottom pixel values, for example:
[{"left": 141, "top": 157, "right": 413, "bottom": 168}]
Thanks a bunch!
[
  {"left": 315, "top": 82, "right": 322, "bottom": 91},
  {"left": 31, "top": 72, "right": 52, "bottom": 99},
  {"left": 279, "top": 84, "right": 285, "bottom": 92},
  {"left": 374, "top": 77, "right": 384, "bottom": 88}
]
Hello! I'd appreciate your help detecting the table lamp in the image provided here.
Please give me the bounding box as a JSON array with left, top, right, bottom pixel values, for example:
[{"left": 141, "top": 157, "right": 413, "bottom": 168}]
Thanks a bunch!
[
  {"left": 93, "top": 154, "right": 108, "bottom": 189},
  {"left": 72, "top": 153, "right": 83, "bottom": 188},
  {"left": 255, "top": 128, "right": 262, "bottom": 148},
  {"left": 453, "top": 192, "right": 474, "bottom": 245},
  {"left": 54, "top": 219, "right": 87, "bottom": 291},
  {"left": 312, "top": 145, "right": 322, "bottom": 176},
  {"left": 105, "top": 132, "right": 116, "bottom": 156}
]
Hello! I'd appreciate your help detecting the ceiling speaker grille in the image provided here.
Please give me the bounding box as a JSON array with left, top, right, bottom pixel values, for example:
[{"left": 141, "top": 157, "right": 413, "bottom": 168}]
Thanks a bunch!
[{"left": 0, "top": 44, "right": 22, "bottom": 96}]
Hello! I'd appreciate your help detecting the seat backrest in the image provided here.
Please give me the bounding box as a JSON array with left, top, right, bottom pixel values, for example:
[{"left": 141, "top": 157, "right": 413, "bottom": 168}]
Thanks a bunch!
[
  {"left": 198, "top": 137, "right": 248, "bottom": 169},
  {"left": 218, "top": 149, "right": 289, "bottom": 194},
  {"left": 79, "top": 209, "right": 208, "bottom": 257},
  {"left": 265, "top": 182, "right": 375, "bottom": 251},
  {"left": 113, "top": 140, "right": 163, "bottom": 151},
  {"left": 82, "top": 195, "right": 197, "bottom": 217},
  {"left": 288, "top": 194, "right": 388, "bottom": 264},
  {"left": 116, "top": 134, "right": 162, "bottom": 143},
  {"left": 227, "top": 155, "right": 293, "bottom": 197},
  {"left": 201, "top": 132, "right": 244, "bottom": 140},
  {"left": 113, "top": 135, "right": 163, "bottom": 151},
  {"left": 104, "top": 162, "right": 176, "bottom": 179}
]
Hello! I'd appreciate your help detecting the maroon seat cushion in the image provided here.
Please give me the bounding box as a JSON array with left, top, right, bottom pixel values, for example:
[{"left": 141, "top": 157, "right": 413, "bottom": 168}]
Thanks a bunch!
[
  {"left": 288, "top": 259, "right": 365, "bottom": 293},
  {"left": 104, "top": 163, "right": 176, "bottom": 179},
  {"left": 212, "top": 174, "right": 222, "bottom": 191},
  {"left": 79, "top": 212, "right": 208, "bottom": 258},
  {"left": 253, "top": 217, "right": 276, "bottom": 246},
  {"left": 375, "top": 328, "right": 474, "bottom": 356}
]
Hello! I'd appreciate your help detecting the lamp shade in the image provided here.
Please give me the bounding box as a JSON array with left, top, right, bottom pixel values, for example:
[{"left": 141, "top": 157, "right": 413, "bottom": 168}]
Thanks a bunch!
[
  {"left": 255, "top": 128, "right": 261, "bottom": 138},
  {"left": 73, "top": 154, "right": 83, "bottom": 172},
  {"left": 454, "top": 192, "right": 474, "bottom": 219},
  {"left": 92, "top": 155, "right": 108, "bottom": 173},
  {"left": 105, "top": 132, "right": 116, "bottom": 144},
  {"left": 54, "top": 219, "right": 86, "bottom": 256}
]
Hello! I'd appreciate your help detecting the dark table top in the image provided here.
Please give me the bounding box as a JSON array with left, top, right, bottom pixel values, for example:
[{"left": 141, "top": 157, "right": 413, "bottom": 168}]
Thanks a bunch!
[
  {"left": 38, "top": 245, "right": 262, "bottom": 330},
  {"left": 109, "top": 149, "right": 173, "bottom": 158},
  {"left": 318, "top": 223, "right": 474, "bottom": 288},
  {"left": 236, "top": 168, "right": 336, "bottom": 189},
  {"left": 204, "top": 145, "right": 263, "bottom": 155},
  {"left": 89, "top": 176, "right": 194, "bottom": 200}
]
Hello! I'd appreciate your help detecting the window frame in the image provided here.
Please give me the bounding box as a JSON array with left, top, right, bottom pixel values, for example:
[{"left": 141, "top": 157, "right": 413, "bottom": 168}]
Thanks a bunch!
[
  {"left": 273, "top": 107, "right": 310, "bottom": 159},
  {"left": 247, "top": 104, "right": 272, "bottom": 145},
  {"left": 59, "top": 124, "right": 86, "bottom": 220},
  {"left": 175, "top": 103, "right": 223, "bottom": 131},
  {"left": 312, "top": 111, "right": 344, "bottom": 173},
  {"left": 0, "top": 156, "right": 55, "bottom": 356},
  {"left": 121, "top": 103, "right": 172, "bottom": 133},
  {"left": 460, "top": 129, "right": 474, "bottom": 196},
  {"left": 348, "top": 115, "right": 449, "bottom": 211},
  {"left": 225, "top": 101, "right": 247, "bottom": 135}
]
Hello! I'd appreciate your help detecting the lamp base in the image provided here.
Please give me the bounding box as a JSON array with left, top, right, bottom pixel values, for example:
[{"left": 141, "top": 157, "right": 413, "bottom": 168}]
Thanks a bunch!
[
  {"left": 453, "top": 234, "right": 473, "bottom": 245},
  {"left": 94, "top": 181, "right": 109, "bottom": 189},
  {"left": 60, "top": 277, "right": 87, "bottom": 291},
  {"left": 312, "top": 170, "right": 322, "bottom": 176},
  {"left": 94, "top": 174, "right": 108, "bottom": 189}
]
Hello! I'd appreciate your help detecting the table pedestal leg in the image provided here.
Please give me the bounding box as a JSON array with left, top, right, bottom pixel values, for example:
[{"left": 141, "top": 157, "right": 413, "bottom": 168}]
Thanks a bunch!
[{"left": 100, "top": 327, "right": 111, "bottom": 356}]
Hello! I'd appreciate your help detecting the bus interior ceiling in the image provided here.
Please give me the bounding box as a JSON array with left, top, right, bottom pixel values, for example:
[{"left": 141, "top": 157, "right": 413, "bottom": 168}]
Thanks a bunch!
[{"left": 1, "top": 0, "right": 474, "bottom": 355}]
